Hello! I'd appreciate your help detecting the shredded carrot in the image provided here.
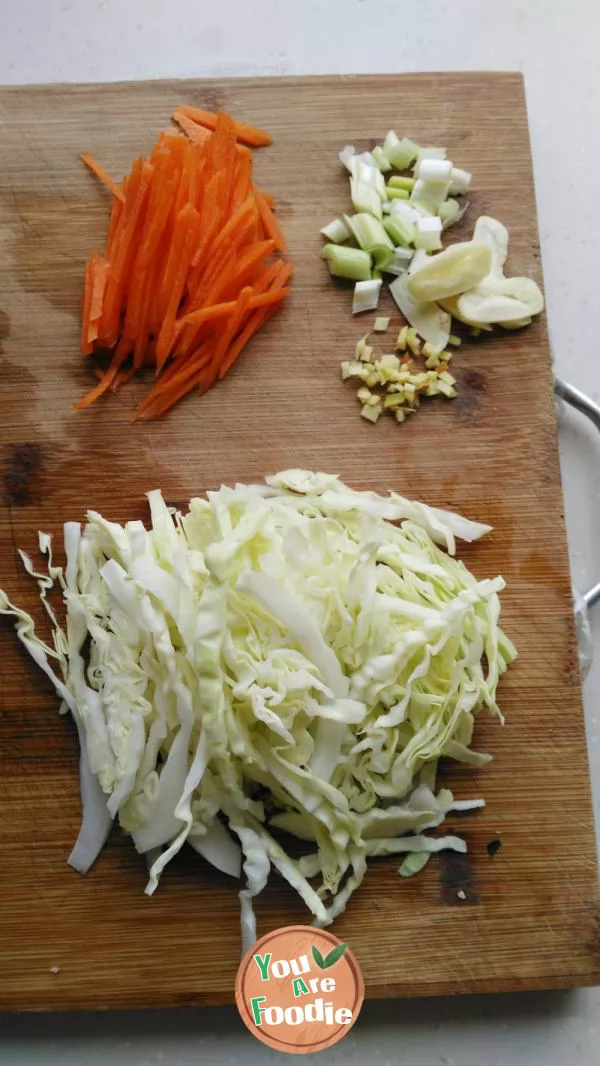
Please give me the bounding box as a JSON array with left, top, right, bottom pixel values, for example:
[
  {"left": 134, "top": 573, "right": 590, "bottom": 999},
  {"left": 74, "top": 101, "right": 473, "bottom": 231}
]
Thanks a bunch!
[
  {"left": 78, "top": 105, "right": 290, "bottom": 417},
  {"left": 174, "top": 106, "right": 273, "bottom": 148},
  {"left": 81, "top": 153, "right": 125, "bottom": 202},
  {"left": 171, "top": 110, "right": 212, "bottom": 145},
  {"left": 254, "top": 186, "right": 287, "bottom": 252}
]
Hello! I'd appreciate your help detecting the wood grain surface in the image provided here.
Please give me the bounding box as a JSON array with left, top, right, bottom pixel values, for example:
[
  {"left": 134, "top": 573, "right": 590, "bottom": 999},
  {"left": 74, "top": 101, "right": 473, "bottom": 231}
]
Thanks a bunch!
[{"left": 0, "top": 73, "right": 599, "bottom": 1012}]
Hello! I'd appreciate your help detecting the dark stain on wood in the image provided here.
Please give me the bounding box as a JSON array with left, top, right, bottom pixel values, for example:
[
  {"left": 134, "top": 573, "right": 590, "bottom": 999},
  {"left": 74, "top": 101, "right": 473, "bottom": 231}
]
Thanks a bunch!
[
  {"left": 2, "top": 443, "right": 43, "bottom": 506},
  {"left": 438, "top": 848, "right": 481, "bottom": 905}
]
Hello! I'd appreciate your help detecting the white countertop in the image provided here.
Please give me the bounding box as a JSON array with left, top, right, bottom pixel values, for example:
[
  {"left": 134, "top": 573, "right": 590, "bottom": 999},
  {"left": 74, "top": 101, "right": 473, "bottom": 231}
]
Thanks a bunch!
[{"left": 2, "top": 1, "right": 599, "bottom": 1063}]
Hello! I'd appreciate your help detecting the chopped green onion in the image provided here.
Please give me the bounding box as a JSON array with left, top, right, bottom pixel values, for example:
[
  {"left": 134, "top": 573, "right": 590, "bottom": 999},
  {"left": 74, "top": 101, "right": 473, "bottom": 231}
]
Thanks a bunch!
[
  {"left": 371, "top": 146, "right": 392, "bottom": 172},
  {"left": 353, "top": 278, "right": 382, "bottom": 314},
  {"left": 356, "top": 162, "right": 386, "bottom": 199},
  {"left": 449, "top": 167, "right": 472, "bottom": 195},
  {"left": 438, "top": 198, "right": 468, "bottom": 230},
  {"left": 357, "top": 386, "right": 372, "bottom": 403},
  {"left": 384, "top": 134, "right": 421, "bottom": 170},
  {"left": 448, "top": 334, "right": 462, "bottom": 346},
  {"left": 412, "top": 147, "right": 446, "bottom": 171},
  {"left": 339, "top": 145, "right": 356, "bottom": 172},
  {"left": 415, "top": 158, "right": 452, "bottom": 183},
  {"left": 388, "top": 175, "right": 415, "bottom": 192},
  {"left": 408, "top": 247, "right": 430, "bottom": 274},
  {"left": 383, "top": 215, "right": 416, "bottom": 248},
  {"left": 411, "top": 177, "right": 449, "bottom": 210},
  {"left": 388, "top": 200, "right": 421, "bottom": 222},
  {"left": 322, "top": 244, "right": 372, "bottom": 281},
  {"left": 385, "top": 247, "right": 414, "bottom": 276},
  {"left": 414, "top": 216, "right": 443, "bottom": 251},
  {"left": 385, "top": 186, "right": 410, "bottom": 201},
  {"left": 340, "top": 145, "right": 379, "bottom": 176},
  {"left": 320, "top": 217, "right": 351, "bottom": 244},
  {"left": 350, "top": 178, "right": 382, "bottom": 220},
  {"left": 373, "top": 316, "right": 390, "bottom": 332},
  {"left": 345, "top": 213, "right": 394, "bottom": 269},
  {"left": 410, "top": 199, "right": 435, "bottom": 217}
]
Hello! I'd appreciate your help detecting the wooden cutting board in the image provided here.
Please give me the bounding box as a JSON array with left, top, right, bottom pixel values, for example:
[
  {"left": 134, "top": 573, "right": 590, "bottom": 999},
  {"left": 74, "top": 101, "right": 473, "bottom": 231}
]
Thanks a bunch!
[{"left": 1, "top": 73, "right": 599, "bottom": 1012}]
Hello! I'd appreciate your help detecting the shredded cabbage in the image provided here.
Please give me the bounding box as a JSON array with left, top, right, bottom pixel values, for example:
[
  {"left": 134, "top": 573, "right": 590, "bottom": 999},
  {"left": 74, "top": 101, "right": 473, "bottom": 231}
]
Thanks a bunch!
[{"left": 0, "top": 471, "right": 516, "bottom": 950}]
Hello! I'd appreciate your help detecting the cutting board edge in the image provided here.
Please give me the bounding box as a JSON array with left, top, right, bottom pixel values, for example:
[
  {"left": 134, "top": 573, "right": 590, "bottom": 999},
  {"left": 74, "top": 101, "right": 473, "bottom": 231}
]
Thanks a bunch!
[
  {"left": 3, "top": 954, "right": 600, "bottom": 1014},
  {"left": 0, "top": 70, "right": 526, "bottom": 97}
]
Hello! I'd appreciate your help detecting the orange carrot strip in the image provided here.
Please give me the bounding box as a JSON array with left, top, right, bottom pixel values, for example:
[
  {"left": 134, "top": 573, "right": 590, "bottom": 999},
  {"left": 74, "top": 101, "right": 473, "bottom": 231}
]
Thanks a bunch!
[
  {"left": 254, "top": 185, "right": 287, "bottom": 252},
  {"left": 183, "top": 287, "right": 289, "bottom": 326},
  {"left": 171, "top": 110, "right": 212, "bottom": 145},
  {"left": 211, "top": 112, "right": 238, "bottom": 175},
  {"left": 74, "top": 337, "right": 131, "bottom": 408},
  {"left": 81, "top": 153, "right": 125, "bottom": 202},
  {"left": 156, "top": 204, "right": 202, "bottom": 370},
  {"left": 154, "top": 339, "right": 211, "bottom": 389},
  {"left": 112, "top": 366, "right": 137, "bottom": 391},
  {"left": 218, "top": 264, "right": 292, "bottom": 380},
  {"left": 218, "top": 302, "right": 280, "bottom": 381},
  {"left": 189, "top": 170, "right": 224, "bottom": 270},
  {"left": 176, "top": 105, "right": 272, "bottom": 148},
  {"left": 136, "top": 364, "right": 206, "bottom": 420},
  {"left": 81, "top": 255, "right": 95, "bottom": 355},
  {"left": 249, "top": 257, "right": 287, "bottom": 295},
  {"left": 219, "top": 239, "right": 275, "bottom": 300},
  {"left": 99, "top": 158, "right": 153, "bottom": 345},
  {"left": 88, "top": 256, "right": 110, "bottom": 338},
  {"left": 231, "top": 155, "right": 253, "bottom": 212},
  {"left": 203, "top": 195, "right": 256, "bottom": 266},
  {"left": 199, "top": 286, "right": 253, "bottom": 393},
  {"left": 135, "top": 344, "right": 214, "bottom": 419},
  {"left": 104, "top": 196, "right": 124, "bottom": 263}
]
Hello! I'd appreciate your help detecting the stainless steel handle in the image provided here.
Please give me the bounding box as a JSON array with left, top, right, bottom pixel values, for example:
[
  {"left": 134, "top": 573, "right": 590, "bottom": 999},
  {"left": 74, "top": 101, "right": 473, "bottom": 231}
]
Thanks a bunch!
[{"left": 554, "top": 376, "right": 600, "bottom": 609}]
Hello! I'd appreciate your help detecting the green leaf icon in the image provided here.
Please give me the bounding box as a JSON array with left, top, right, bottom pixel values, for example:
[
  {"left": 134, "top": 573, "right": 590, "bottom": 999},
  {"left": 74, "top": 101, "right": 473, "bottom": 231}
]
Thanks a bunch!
[
  {"left": 311, "top": 945, "right": 326, "bottom": 969},
  {"left": 322, "top": 943, "right": 347, "bottom": 969}
]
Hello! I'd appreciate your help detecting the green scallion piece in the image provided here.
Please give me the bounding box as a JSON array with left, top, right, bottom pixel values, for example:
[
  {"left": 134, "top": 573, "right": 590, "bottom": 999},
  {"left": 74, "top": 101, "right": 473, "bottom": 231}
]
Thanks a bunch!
[{"left": 322, "top": 244, "right": 372, "bottom": 281}]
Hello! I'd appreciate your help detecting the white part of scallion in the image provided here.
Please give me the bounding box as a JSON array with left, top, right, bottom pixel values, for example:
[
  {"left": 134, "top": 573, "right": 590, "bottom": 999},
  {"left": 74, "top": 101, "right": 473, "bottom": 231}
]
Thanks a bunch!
[
  {"left": 385, "top": 247, "right": 415, "bottom": 276},
  {"left": 357, "top": 161, "right": 386, "bottom": 199},
  {"left": 414, "top": 158, "right": 453, "bottom": 183},
  {"left": 353, "top": 279, "right": 382, "bottom": 315},
  {"left": 411, "top": 177, "right": 450, "bottom": 211},
  {"left": 350, "top": 178, "right": 383, "bottom": 220},
  {"left": 320, "top": 217, "right": 351, "bottom": 244},
  {"left": 414, "top": 216, "right": 443, "bottom": 251},
  {"left": 385, "top": 135, "right": 421, "bottom": 170},
  {"left": 449, "top": 167, "right": 472, "bottom": 195},
  {"left": 372, "top": 146, "right": 392, "bottom": 172}
]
